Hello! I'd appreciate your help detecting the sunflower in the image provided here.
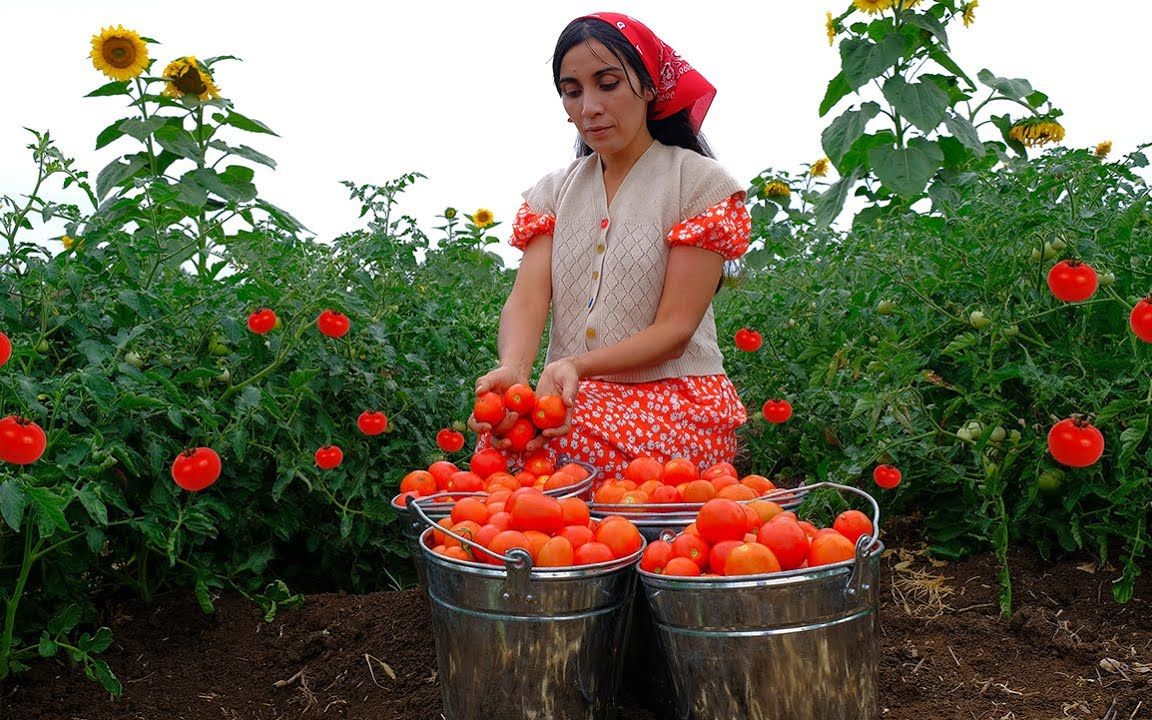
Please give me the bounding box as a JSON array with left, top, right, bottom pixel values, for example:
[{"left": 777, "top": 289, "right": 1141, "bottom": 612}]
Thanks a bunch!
[
  {"left": 810, "top": 157, "right": 831, "bottom": 178},
  {"left": 853, "top": 0, "right": 893, "bottom": 15},
  {"left": 161, "top": 56, "right": 221, "bottom": 101},
  {"left": 825, "top": 11, "right": 837, "bottom": 46},
  {"left": 1094, "top": 141, "right": 1112, "bottom": 158},
  {"left": 1008, "top": 117, "right": 1066, "bottom": 148},
  {"left": 900, "top": 0, "right": 922, "bottom": 7},
  {"left": 444, "top": 207, "right": 457, "bottom": 219},
  {"left": 763, "top": 180, "right": 792, "bottom": 198},
  {"left": 962, "top": 0, "right": 978, "bottom": 27},
  {"left": 89, "top": 25, "right": 149, "bottom": 81},
  {"left": 61, "top": 235, "right": 78, "bottom": 250},
  {"left": 471, "top": 208, "right": 495, "bottom": 228}
]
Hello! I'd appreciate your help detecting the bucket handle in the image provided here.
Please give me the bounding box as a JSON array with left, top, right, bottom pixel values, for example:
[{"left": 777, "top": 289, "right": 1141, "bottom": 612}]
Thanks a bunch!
[
  {"left": 799, "top": 482, "right": 882, "bottom": 600},
  {"left": 406, "top": 495, "right": 540, "bottom": 604}
]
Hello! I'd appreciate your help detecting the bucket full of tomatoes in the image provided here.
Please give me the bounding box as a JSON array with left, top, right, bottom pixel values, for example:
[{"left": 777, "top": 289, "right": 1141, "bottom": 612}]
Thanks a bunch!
[
  {"left": 390, "top": 455, "right": 597, "bottom": 589},
  {"left": 408, "top": 492, "right": 645, "bottom": 720},
  {"left": 637, "top": 482, "right": 884, "bottom": 720}
]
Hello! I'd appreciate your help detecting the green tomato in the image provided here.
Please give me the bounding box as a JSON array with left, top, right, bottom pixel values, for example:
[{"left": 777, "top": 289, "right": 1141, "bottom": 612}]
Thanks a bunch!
[
  {"left": 969, "top": 311, "right": 991, "bottom": 329},
  {"left": 1042, "top": 242, "right": 1059, "bottom": 260},
  {"left": 989, "top": 426, "right": 1007, "bottom": 443},
  {"left": 35, "top": 339, "right": 50, "bottom": 353},
  {"left": 1008, "top": 429, "right": 1022, "bottom": 444},
  {"left": 1099, "top": 271, "right": 1115, "bottom": 287},
  {"left": 125, "top": 351, "right": 144, "bottom": 368},
  {"left": 1029, "top": 248, "right": 1042, "bottom": 262},
  {"left": 210, "top": 342, "right": 229, "bottom": 356},
  {"left": 1037, "top": 469, "right": 1065, "bottom": 494},
  {"left": 1049, "top": 237, "right": 1067, "bottom": 251},
  {"left": 876, "top": 300, "right": 897, "bottom": 316},
  {"left": 957, "top": 426, "right": 974, "bottom": 441},
  {"left": 1003, "top": 324, "right": 1019, "bottom": 338},
  {"left": 216, "top": 367, "right": 231, "bottom": 384}
]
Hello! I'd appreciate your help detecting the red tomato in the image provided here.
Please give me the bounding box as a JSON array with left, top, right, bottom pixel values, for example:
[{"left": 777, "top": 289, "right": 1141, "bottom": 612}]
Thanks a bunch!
[
  {"left": 756, "top": 518, "right": 809, "bottom": 570},
  {"left": 640, "top": 541, "right": 674, "bottom": 574},
  {"left": 559, "top": 497, "right": 591, "bottom": 526},
  {"left": 473, "top": 392, "right": 506, "bottom": 426},
  {"left": 708, "top": 540, "right": 743, "bottom": 575},
  {"left": 808, "top": 532, "right": 856, "bottom": 566},
  {"left": 532, "top": 395, "right": 568, "bottom": 429},
  {"left": 1046, "top": 260, "right": 1098, "bottom": 302},
  {"left": 595, "top": 518, "right": 644, "bottom": 559},
  {"left": 451, "top": 497, "right": 490, "bottom": 525},
  {"left": 509, "top": 492, "right": 564, "bottom": 535},
  {"left": 761, "top": 399, "right": 793, "bottom": 424},
  {"left": 357, "top": 410, "right": 388, "bottom": 436},
  {"left": 246, "top": 308, "right": 277, "bottom": 334},
  {"left": 873, "top": 464, "right": 902, "bottom": 489},
  {"left": 695, "top": 499, "right": 749, "bottom": 544},
  {"left": 315, "top": 309, "right": 350, "bottom": 338},
  {"left": 503, "top": 383, "right": 537, "bottom": 415},
  {"left": 702, "top": 462, "right": 738, "bottom": 480},
  {"left": 447, "top": 471, "right": 484, "bottom": 493},
  {"left": 670, "top": 532, "right": 712, "bottom": 570},
  {"left": 502, "top": 418, "right": 536, "bottom": 453},
  {"left": 469, "top": 448, "right": 508, "bottom": 480},
  {"left": 624, "top": 456, "right": 665, "bottom": 484},
  {"left": 663, "top": 557, "right": 703, "bottom": 576},
  {"left": 1047, "top": 417, "right": 1105, "bottom": 467},
  {"left": 650, "top": 485, "right": 682, "bottom": 504},
  {"left": 734, "top": 327, "right": 763, "bottom": 352},
  {"left": 0, "top": 331, "right": 11, "bottom": 367},
  {"left": 170, "top": 446, "right": 222, "bottom": 491},
  {"left": 436, "top": 428, "right": 465, "bottom": 453},
  {"left": 523, "top": 451, "right": 555, "bottom": 477},
  {"left": 427, "top": 460, "right": 459, "bottom": 489},
  {"left": 400, "top": 470, "right": 436, "bottom": 497},
  {"left": 833, "top": 510, "right": 874, "bottom": 545},
  {"left": 537, "top": 536, "right": 575, "bottom": 567},
  {"left": 486, "top": 530, "right": 532, "bottom": 564},
  {"left": 314, "top": 445, "right": 343, "bottom": 470},
  {"left": 1131, "top": 297, "right": 1152, "bottom": 343},
  {"left": 557, "top": 525, "right": 595, "bottom": 550},
  {"left": 574, "top": 541, "right": 615, "bottom": 565},
  {"left": 0, "top": 416, "right": 47, "bottom": 465},
  {"left": 723, "top": 543, "right": 780, "bottom": 576}
]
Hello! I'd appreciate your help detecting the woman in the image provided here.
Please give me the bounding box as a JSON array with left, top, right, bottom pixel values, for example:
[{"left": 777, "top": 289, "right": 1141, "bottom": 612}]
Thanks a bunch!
[{"left": 469, "top": 12, "right": 751, "bottom": 479}]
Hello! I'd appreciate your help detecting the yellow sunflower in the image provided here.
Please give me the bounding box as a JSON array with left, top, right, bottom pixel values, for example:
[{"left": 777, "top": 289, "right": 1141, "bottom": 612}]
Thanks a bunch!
[
  {"left": 1008, "top": 117, "right": 1066, "bottom": 148},
  {"left": 962, "top": 0, "right": 978, "bottom": 27},
  {"left": 1094, "top": 140, "right": 1112, "bottom": 158},
  {"left": 853, "top": 0, "right": 893, "bottom": 15},
  {"left": 810, "top": 157, "right": 831, "bottom": 178},
  {"left": 825, "top": 11, "right": 837, "bottom": 46},
  {"left": 90, "top": 25, "right": 149, "bottom": 81},
  {"left": 764, "top": 180, "right": 792, "bottom": 198},
  {"left": 161, "top": 56, "right": 221, "bottom": 101},
  {"left": 900, "top": 0, "right": 922, "bottom": 7},
  {"left": 471, "top": 208, "right": 495, "bottom": 228},
  {"left": 61, "top": 235, "right": 78, "bottom": 250}
]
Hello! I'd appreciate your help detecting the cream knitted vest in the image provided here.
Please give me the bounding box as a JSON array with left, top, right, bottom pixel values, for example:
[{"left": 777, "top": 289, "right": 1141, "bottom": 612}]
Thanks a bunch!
[{"left": 522, "top": 140, "right": 745, "bottom": 384}]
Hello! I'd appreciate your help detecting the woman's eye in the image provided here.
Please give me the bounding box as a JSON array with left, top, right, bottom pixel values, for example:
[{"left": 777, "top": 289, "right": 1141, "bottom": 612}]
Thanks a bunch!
[{"left": 600, "top": 82, "right": 619, "bottom": 92}]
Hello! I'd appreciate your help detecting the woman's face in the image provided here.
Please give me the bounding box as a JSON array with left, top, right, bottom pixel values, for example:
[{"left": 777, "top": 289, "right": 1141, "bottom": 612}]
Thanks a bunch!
[{"left": 558, "top": 39, "right": 653, "bottom": 161}]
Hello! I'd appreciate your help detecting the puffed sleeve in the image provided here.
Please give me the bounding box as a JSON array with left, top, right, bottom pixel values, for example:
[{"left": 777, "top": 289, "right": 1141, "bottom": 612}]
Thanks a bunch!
[
  {"left": 666, "top": 192, "right": 751, "bottom": 260},
  {"left": 509, "top": 168, "right": 565, "bottom": 251}
]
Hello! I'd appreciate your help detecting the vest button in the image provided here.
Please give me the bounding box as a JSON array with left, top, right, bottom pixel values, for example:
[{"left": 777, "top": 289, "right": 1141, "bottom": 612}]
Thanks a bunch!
[
  {"left": 600, "top": 217, "right": 609, "bottom": 229},
  {"left": 596, "top": 244, "right": 605, "bottom": 254},
  {"left": 591, "top": 270, "right": 599, "bottom": 280},
  {"left": 585, "top": 327, "right": 597, "bottom": 339}
]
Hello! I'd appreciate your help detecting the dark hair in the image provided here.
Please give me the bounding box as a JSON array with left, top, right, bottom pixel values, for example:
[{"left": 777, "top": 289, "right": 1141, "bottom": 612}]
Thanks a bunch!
[{"left": 551, "top": 18, "right": 713, "bottom": 159}]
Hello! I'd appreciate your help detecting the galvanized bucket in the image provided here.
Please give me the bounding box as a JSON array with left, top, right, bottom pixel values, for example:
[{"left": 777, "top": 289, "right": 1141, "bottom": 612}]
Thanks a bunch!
[
  {"left": 638, "top": 482, "right": 884, "bottom": 720},
  {"left": 391, "top": 458, "right": 597, "bottom": 589},
  {"left": 410, "top": 498, "right": 643, "bottom": 720}
]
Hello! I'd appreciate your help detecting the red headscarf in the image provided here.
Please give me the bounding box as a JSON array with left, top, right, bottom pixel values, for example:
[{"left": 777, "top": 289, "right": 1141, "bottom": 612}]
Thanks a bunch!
[{"left": 579, "top": 12, "right": 716, "bottom": 133}]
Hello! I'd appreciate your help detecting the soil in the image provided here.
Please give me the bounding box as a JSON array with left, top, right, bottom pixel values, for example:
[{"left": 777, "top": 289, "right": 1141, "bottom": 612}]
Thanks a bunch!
[{"left": 3, "top": 537, "right": 1150, "bottom": 720}]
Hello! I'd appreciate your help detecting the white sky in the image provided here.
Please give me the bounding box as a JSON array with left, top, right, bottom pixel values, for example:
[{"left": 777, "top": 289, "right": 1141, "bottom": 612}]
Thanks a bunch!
[{"left": 3, "top": 1, "right": 1150, "bottom": 265}]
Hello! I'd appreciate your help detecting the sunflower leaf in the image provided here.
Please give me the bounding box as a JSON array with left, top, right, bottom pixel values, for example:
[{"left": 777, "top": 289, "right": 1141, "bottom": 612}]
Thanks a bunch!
[
  {"left": 85, "top": 81, "right": 131, "bottom": 98},
  {"left": 209, "top": 141, "right": 277, "bottom": 169},
  {"left": 215, "top": 111, "right": 279, "bottom": 137},
  {"left": 822, "top": 102, "right": 882, "bottom": 165},
  {"left": 841, "top": 34, "right": 908, "bottom": 91},
  {"left": 154, "top": 125, "right": 203, "bottom": 162},
  {"left": 977, "top": 69, "right": 1033, "bottom": 101},
  {"left": 868, "top": 138, "right": 943, "bottom": 198},
  {"left": 943, "top": 112, "right": 986, "bottom": 157},
  {"left": 883, "top": 76, "right": 949, "bottom": 133},
  {"left": 819, "top": 72, "right": 853, "bottom": 117}
]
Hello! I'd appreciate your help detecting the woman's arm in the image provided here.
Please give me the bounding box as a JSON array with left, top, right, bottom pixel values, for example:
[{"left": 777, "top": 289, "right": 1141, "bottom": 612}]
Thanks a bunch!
[{"left": 494, "top": 235, "right": 553, "bottom": 380}]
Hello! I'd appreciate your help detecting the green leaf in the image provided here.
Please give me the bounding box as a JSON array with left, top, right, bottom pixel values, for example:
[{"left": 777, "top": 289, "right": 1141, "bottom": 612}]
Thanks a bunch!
[
  {"left": 927, "top": 46, "right": 974, "bottom": 88},
  {"left": 1119, "top": 417, "right": 1148, "bottom": 466},
  {"left": 83, "top": 372, "right": 119, "bottom": 413},
  {"left": 95, "top": 154, "right": 148, "bottom": 200},
  {"left": 821, "top": 102, "right": 881, "bottom": 165},
  {"left": 814, "top": 169, "right": 862, "bottom": 229},
  {"left": 89, "top": 627, "right": 113, "bottom": 654},
  {"left": 882, "top": 76, "right": 949, "bottom": 133},
  {"left": 215, "top": 111, "right": 279, "bottom": 136},
  {"left": 902, "top": 11, "right": 949, "bottom": 50},
  {"left": 77, "top": 487, "right": 109, "bottom": 526},
  {"left": 90, "top": 658, "right": 122, "bottom": 696},
  {"left": 185, "top": 168, "right": 256, "bottom": 203},
  {"left": 868, "top": 138, "right": 943, "bottom": 197},
  {"left": 1025, "top": 90, "right": 1049, "bottom": 109},
  {"left": 154, "top": 124, "right": 203, "bottom": 161},
  {"left": 95, "top": 119, "right": 129, "bottom": 150},
  {"left": 819, "top": 72, "right": 853, "bottom": 117},
  {"left": 118, "top": 117, "right": 167, "bottom": 142},
  {"left": 841, "top": 34, "right": 907, "bottom": 91},
  {"left": 195, "top": 573, "right": 216, "bottom": 614},
  {"left": 209, "top": 141, "right": 277, "bottom": 169},
  {"left": 24, "top": 485, "right": 72, "bottom": 536},
  {"left": 38, "top": 632, "right": 59, "bottom": 658},
  {"left": 48, "top": 604, "right": 82, "bottom": 635},
  {"left": 920, "top": 73, "right": 970, "bottom": 105},
  {"left": 943, "top": 112, "right": 986, "bottom": 157},
  {"left": 0, "top": 479, "right": 27, "bottom": 532},
  {"left": 977, "top": 69, "right": 1034, "bottom": 101},
  {"left": 840, "top": 131, "right": 897, "bottom": 175},
  {"left": 85, "top": 81, "right": 131, "bottom": 97}
]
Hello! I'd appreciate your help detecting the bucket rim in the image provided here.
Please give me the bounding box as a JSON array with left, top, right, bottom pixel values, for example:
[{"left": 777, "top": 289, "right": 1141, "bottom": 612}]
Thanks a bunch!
[
  {"left": 587, "top": 483, "right": 807, "bottom": 517},
  {"left": 419, "top": 526, "right": 646, "bottom": 578},
  {"left": 389, "top": 457, "right": 598, "bottom": 512}
]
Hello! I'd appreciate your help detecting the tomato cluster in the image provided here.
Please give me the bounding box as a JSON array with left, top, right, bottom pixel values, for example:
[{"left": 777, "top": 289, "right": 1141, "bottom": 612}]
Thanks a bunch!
[
  {"left": 472, "top": 384, "right": 569, "bottom": 453},
  {"left": 592, "top": 457, "right": 778, "bottom": 506},
  {"left": 397, "top": 451, "right": 590, "bottom": 505},
  {"left": 640, "top": 498, "right": 874, "bottom": 577},
  {"left": 428, "top": 492, "right": 643, "bottom": 568}
]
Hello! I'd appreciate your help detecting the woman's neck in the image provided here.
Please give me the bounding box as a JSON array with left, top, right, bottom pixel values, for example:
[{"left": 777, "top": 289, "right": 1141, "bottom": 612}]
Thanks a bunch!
[{"left": 600, "top": 135, "right": 656, "bottom": 178}]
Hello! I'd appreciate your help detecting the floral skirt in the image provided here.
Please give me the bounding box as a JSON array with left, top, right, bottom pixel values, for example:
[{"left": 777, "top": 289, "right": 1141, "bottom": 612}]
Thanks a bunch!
[{"left": 477, "top": 374, "right": 748, "bottom": 481}]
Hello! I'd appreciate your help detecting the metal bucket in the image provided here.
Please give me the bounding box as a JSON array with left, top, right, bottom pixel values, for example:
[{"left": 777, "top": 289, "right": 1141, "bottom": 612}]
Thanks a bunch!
[
  {"left": 638, "top": 482, "right": 884, "bottom": 720},
  {"left": 391, "top": 458, "right": 597, "bottom": 589},
  {"left": 410, "top": 498, "right": 643, "bottom": 720}
]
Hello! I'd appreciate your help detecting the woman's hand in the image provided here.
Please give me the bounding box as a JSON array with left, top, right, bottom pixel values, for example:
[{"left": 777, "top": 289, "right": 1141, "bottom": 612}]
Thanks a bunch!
[
  {"left": 523, "top": 359, "right": 579, "bottom": 454},
  {"left": 467, "top": 366, "right": 525, "bottom": 449}
]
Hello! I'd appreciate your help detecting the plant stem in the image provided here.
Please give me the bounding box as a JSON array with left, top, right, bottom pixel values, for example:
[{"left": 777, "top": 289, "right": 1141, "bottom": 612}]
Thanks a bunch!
[{"left": 1, "top": 523, "right": 42, "bottom": 674}]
